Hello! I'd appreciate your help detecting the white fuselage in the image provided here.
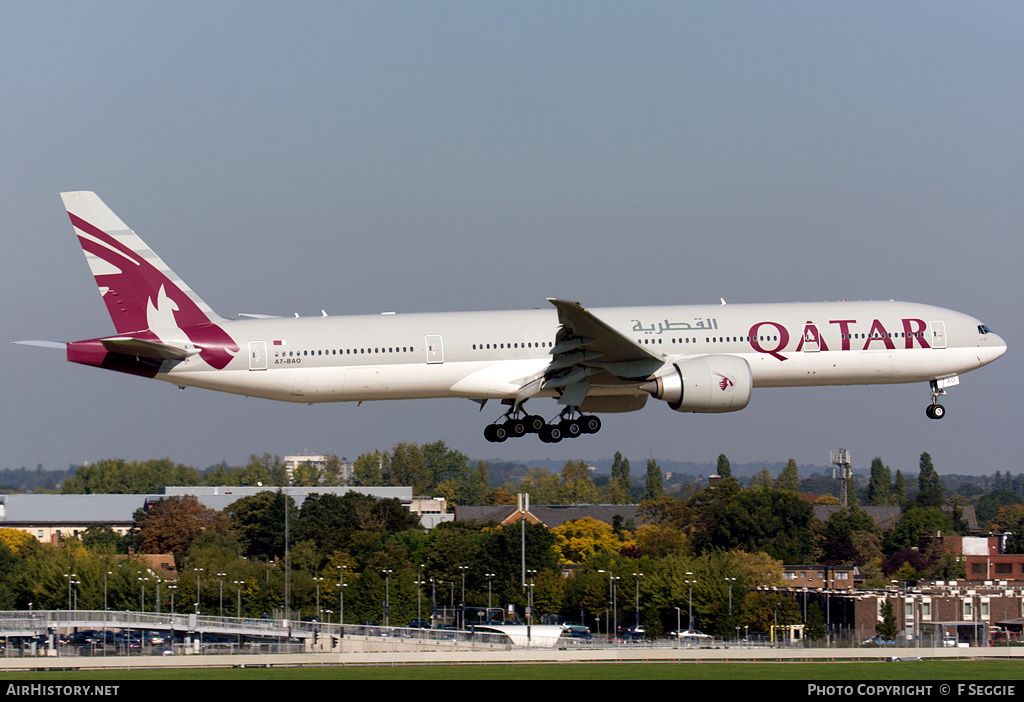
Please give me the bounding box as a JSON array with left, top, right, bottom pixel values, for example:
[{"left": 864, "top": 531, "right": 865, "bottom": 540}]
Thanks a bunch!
[{"left": 156, "top": 300, "right": 1006, "bottom": 406}]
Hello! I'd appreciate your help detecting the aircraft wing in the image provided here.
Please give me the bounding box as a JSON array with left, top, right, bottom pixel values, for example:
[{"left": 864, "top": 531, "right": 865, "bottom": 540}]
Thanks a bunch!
[{"left": 544, "top": 299, "right": 664, "bottom": 393}]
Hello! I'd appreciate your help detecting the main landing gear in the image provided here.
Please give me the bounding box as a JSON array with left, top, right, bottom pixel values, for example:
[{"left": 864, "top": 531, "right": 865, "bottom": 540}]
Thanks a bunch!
[
  {"left": 926, "top": 379, "right": 946, "bottom": 420},
  {"left": 483, "top": 407, "right": 601, "bottom": 443}
]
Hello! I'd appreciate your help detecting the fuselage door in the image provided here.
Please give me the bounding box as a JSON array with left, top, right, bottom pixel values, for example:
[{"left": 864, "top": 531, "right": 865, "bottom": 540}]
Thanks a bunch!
[
  {"left": 929, "top": 321, "right": 947, "bottom": 349},
  {"left": 802, "top": 323, "right": 821, "bottom": 352},
  {"left": 425, "top": 334, "right": 444, "bottom": 364},
  {"left": 248, "top": 341, "right": 268, "bottom": 370}
]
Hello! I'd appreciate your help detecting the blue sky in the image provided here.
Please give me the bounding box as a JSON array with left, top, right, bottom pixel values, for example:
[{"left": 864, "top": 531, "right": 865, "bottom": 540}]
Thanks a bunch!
[{"left": 2, "top": 2, "right": 1021, "bottom": 478}]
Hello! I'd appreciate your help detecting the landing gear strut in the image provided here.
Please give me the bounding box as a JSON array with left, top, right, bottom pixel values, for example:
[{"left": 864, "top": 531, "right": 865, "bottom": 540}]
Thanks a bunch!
[{"left": 926, "top": 380, "right": 946, "bottom": 420}]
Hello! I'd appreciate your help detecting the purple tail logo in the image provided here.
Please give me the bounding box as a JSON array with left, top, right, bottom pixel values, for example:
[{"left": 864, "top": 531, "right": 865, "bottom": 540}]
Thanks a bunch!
[{"left": 69, "top": 211, "right": 238, "bottom": 370}]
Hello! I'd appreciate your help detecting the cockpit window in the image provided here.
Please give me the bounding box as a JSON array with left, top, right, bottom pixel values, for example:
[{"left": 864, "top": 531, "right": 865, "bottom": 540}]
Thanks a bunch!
[{"left": 979, "top": 325, "right": 993, "bottom": 335}]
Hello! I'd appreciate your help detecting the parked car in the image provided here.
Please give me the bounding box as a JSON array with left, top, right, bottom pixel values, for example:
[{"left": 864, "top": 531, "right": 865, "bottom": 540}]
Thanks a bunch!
[
  {"left": 407, "top": 619, "right": 431, "bottom": 629},
  {"left": 621, "top": 626, "right": 645, "bottom": 641},
  {"left": 562, "top": 624, "right": 593, "bottom": 640}
]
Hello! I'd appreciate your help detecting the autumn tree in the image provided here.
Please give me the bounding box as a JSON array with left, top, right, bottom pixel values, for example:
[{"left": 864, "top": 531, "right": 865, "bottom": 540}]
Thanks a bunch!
[
  {"left": 133, "top": 495, "right": 229, "bottom": 561},
  {"left": 551, "top": 517, "right": 634, "bottom": 565}
]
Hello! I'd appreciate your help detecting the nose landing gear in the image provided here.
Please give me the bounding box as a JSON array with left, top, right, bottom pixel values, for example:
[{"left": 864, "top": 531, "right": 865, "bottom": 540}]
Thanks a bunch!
[{"left": 926, "top": 379, "right": 948, "bottom": 420}]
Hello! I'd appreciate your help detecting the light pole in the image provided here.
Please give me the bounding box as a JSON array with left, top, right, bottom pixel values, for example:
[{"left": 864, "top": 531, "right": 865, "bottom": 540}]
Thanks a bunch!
[
  {"left": 632, "top": 572, "right": 643, "bottom": 628},
  {"left": 337, "top": 564, "right": 347, "bottom": 626},
  {"left": 193, "top": 568, "right": 203, "bottom": 614},
  {"left": 674, "top": 606, "right": 681, "bottom": 637},
  {"left": 313, "top": 577, "right": 324, "bottom": 621},
  {"left": 458, "top": 565, "right": 468, "bottom": 630},
  {"left": 416, "top": 564, "right": 424, "bottom": 624},
  {"left": 217, "top": 572, "right": 226, "bottom": 617},
  {"left": 103, "top": 570, "right": 113, "bottom": 611},
  {"left": 485, "top": 573, "right": 495, "bottom": 614},
  {"left": 598, "top": 569, "right": 613, "bottom": 637},
  {"left": 167, "top": 585, "right": 177, "bottom": 615},
  {"left": 685, "top": 572, "right": 696, "bottom": 632},
  {"left": 64, "top": 573, "right": 77, "bottom": 612},
  {"left": 233, "top": 580, "right": 244, "bottom": 618},
  {"left": 725, "top": 577, "right": 736, "bottom": 623},
  {"left": 138, "top": 576, "right": 148, "bottom": 612},
  {"left": 382, "top": 569, "right": 393, "bottom": 627}
]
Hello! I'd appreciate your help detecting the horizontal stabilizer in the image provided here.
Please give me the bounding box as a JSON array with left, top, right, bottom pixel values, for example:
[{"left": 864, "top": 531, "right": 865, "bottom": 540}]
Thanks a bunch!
[
  {"left": 12, "top": 340, "right": 66, "bottom": 350},
  {"left": 99, "top": 337, "right": 199, "bottom": 360}
]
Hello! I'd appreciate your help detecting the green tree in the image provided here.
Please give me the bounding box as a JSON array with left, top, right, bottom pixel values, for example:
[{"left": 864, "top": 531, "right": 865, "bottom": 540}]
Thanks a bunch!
[
  {"left": 224, "top": 490, "right": 296, "bottom": 560},
  {"left": 915, "top": 452, "right": 943, "bottom": 507},
  {"left": 805, "top": 602, "right": 827, "bottom": 641},
  {"left": 876, "top": 599, "right": 898, "bottom": 640},
  {"left": 388, "top": 442, "right": 431, "bottom": 494},
  {"left": 866, "top": 457, "right": 893, "bottom": 506},
  {"left": 353, "top": 450, "right": 386, "bottom": 486},
  {"left": 893, "top": 470, "right": 907, "bottom": 506},
  {"left": 561, "top": 460, "right": 598, "bottom": 505},
  {"left": 516, "top": 467, "right": 562, "bottom": 504},
  {"left": 716, "top": 454, "right": 732, "bottom": 479},
  {"left": 777, "top": 459, "right": 799, "bottom": 493},
  {"left": 643, "top": 459, "right": 664, "bottom": 501},
  {"left": 608, "top": 452, "right": 632, "bottom": 504}
]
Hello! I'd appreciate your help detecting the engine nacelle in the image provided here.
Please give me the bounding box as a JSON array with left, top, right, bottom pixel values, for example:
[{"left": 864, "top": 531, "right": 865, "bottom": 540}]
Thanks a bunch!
[{"left": 641, "top": 355, "right": 753, "bottom": 413}]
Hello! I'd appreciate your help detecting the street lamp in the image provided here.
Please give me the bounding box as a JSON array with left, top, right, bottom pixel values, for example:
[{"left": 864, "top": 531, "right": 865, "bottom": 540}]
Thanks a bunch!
[
  {"left": 632, "top": 572, "right": 644, "bottom": 628},
  {"left": 313, "top": 576, "right": 324, "bottom": 621},
  {"left": 684, "top": 572, "right": 697, "bottom": 632},
  {"left": 337, "top": 565, "right": 347, "bottom": 625},
  {"left": 193, "top": 568, "right": 203, "bottom": 614},
  {"left": 725, "top": 577, "right": 736, "bottom": 621},
  {"left": 381, "top": 569, "right": 393, "bottom": 627},
  {"left": 485, "top": 573, "right": 495, "bottom": 613},
  {"left": 63, "top": 573, "right": 77, "bottom": 612},
  {"left": 458, "top": 565, "right": 468, "bottom": 629},
  {"left": 233, "top": 580, "right": 244, "bottom": 618},
  {"left": 217, "top": 572, "right": 226, "bottom": 617},
  {"left": 103, "top": 570, "right": 113, "bottom": 611}
]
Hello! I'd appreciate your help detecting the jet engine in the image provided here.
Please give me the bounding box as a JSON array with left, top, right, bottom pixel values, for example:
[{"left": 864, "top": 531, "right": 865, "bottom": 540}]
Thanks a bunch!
[{"left": 640, "top": 355, "right": 752, "bottom": 413}]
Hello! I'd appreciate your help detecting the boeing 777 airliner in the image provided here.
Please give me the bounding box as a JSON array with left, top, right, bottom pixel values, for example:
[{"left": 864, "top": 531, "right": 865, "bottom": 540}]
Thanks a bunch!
[{"left": 16, "top": 192, "right": 1007, "bottom": 443}]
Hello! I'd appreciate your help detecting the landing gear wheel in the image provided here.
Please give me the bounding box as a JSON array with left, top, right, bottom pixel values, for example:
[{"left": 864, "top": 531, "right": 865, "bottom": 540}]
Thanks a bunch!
[
  {"left": 559, "top": 418, "right": 583, "bottom": 438},
  {"left": 504, "top": 418, "right": 528, "bottom": 437},
  {"left": 525, "top": 415, "right": 546, "bottom": 433},
  {"left": 579, "top": 415, "right": 602, "bottom": 434},
  {"left": 484, "top": 424, "right": 509, "bottom": 442},
  {"left": 926, "top": 403, "right": 946, "bottom": 420},
  {"left": 539, "top": 424, "right": 563, "bottom": 443}
]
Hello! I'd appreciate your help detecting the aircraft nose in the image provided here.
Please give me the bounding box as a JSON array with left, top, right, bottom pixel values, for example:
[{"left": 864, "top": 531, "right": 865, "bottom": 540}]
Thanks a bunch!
[{"left": 984, "top": 333, "right": 1007, "bottom": 363}]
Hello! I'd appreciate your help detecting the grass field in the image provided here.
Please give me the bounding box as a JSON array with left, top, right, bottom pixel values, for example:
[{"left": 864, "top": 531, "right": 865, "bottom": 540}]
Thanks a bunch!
[{"left": 1, "top": 659, "right": 1021, "bottom": 680}]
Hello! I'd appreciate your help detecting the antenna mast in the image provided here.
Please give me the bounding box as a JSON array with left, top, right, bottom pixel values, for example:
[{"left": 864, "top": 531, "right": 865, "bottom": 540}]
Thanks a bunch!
[{"left": 830, "top": 449, "right": 852, "bottom": 507}]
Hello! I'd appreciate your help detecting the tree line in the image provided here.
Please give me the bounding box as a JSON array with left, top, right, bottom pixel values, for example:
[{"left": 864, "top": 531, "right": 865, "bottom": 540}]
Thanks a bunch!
[{"left": 0, "top": 447, "right": 1005, "bottom": 639}]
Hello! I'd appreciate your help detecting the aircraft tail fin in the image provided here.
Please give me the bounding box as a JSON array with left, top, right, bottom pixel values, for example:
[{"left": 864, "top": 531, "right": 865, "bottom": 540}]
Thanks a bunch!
[{"left": 60, "top": 191, "right": 223, "bottom": 335}]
